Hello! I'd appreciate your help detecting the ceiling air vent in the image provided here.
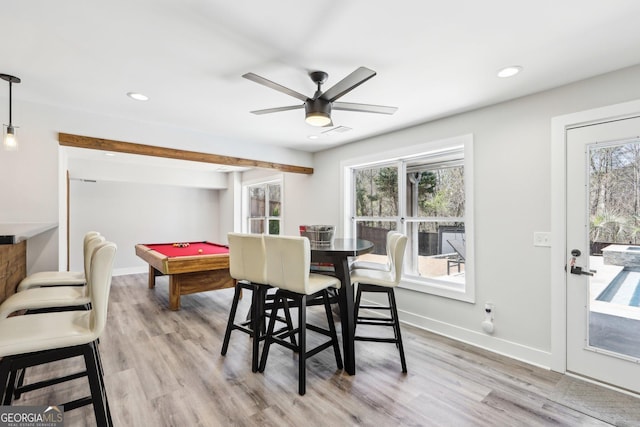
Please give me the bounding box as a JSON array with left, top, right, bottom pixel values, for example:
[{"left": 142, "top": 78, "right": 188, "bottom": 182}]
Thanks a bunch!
[{"left": 322, "top": 126, "right": 353, "bottom": 136}]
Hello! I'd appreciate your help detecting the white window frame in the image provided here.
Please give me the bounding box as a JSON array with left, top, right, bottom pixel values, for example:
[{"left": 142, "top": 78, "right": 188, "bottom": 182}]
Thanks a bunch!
[
  {"left": 342, "top": 134, "right": 475, "bottom": 303},
  {"left": 242, "top": 175, "right": 283, "bottom": 235}
]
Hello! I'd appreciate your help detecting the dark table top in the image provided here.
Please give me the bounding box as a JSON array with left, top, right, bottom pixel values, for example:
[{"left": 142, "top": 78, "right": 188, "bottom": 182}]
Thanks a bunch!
[{"left": 310, "top": 238, "right": 374, "bottom": 258}]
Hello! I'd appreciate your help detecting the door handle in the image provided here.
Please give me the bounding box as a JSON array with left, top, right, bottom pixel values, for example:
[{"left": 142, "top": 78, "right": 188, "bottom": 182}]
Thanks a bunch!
[
  {"left": 570, "top": 265, "right": 596, "bottom": 276},
  {"left": 568, "top": 248, "right": 596, "bottom": 276}
]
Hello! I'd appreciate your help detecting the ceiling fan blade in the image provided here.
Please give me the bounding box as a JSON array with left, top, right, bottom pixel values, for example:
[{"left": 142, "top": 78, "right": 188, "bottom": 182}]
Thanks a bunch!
[
  {"left": 242, "top": 72, "right": 309, "bottom": 102},
  {"left": 333, "top": 101, "right": 398, "bottom": 115},
  {"left": 319, "top": 67, "right": 377, "bottom": 102},
  {"left": 250, "top": 105, "right": 304, "bottom": 115}
]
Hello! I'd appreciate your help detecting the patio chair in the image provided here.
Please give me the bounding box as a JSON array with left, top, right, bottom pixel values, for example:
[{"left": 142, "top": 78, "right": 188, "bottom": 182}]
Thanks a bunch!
[{"left": 446, "top": 239, "right": 466, "bottom": 275}]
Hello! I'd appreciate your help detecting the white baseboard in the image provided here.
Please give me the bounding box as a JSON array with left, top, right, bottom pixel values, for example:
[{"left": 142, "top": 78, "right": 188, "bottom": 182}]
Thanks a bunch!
[
  {"left": 399, "top": 309, "right": 552, "bottom": 369},
  {"left": 360, "top": 298, "right": 552, "bottom": 370}
]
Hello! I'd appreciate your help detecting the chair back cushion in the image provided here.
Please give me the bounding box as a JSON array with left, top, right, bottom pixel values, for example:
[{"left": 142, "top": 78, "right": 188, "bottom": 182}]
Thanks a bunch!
[
  {"left": 390, "top": 233, "right": 408, "bottom": 283},
  {"left": 264, "top": 235, "right": 310, "bottom": 294},
  {"left": 228, "top": 233, "right": 267, "bottom": 284},
  {"left": 89, "top": 242, "right": 117, "bottom": 337},
  {"left": 350, "top": 233, "right": 407, "bottom": 288},
  {"left": 84, "top": 235, "right": 106, "bottom": 281},
  {"left": 83, "top": 231, "right": 100, "bottom": 247},
  {"left": 381, "top": 230, "right": 401, "bottom": 268}
]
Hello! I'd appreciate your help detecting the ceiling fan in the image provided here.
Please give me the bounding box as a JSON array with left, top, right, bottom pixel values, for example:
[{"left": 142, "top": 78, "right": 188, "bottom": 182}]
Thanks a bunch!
[{"left": 242, "top": 66, "right": 397, "bottom": 127}]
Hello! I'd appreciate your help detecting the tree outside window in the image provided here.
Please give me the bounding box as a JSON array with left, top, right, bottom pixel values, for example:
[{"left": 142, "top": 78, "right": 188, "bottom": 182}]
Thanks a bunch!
[
  {"left": 589, "top": 140, "right": 640, "bottom": 252},
  {"left": 248, "top": 181, "right": 281, "bottom": 235}
]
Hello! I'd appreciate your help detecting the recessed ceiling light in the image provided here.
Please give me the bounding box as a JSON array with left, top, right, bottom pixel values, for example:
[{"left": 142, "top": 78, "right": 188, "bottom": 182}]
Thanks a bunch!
[
  {"left": 127, "top": 92, "right": 149, "bottom": 101},
  {"left": 497, "top": 66, "right": 522, "bottom": 78},
  {"left": 308, "top": 135, "right": 319, "bottom": 140},
  {"left": 105, "top": 152, "right": 116, "bottom": 157}
]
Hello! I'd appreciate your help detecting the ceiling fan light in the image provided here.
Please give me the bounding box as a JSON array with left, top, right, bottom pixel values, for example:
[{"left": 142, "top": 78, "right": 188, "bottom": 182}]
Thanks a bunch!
[
  {"left": 305, "top": 99, "right": 332, "bottom": 127},
  {"left": 305, "top": 112, "right": 331, "bottom": 127}
]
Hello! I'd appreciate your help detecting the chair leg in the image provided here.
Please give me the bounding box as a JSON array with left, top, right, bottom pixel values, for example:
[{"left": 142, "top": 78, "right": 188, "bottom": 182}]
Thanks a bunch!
[
  {"left": 13, "top": 368, "right": 25, "bottom": 400},
  {"left": 281, "top": 298, "right": 297, "bottom": 348},
  {"left": 258, "top": 294, "right": 282, "bottom": 373},
  {"left": 91, "top": 342, "right": 113, "bottom": 427},
  {"left": 354, "top": 284, "right": 407, "bottom": 373},
  {"left": 3, "top": 368, "right": 19, "bottom": 405},
  {"left": 383, "top": 289, "right": 400, "bottom": 347},
  {"left": 221, "top": 283, "right": 243, "bottom": 356},
  {"left": 298, "top": 294, "right": 307, "bottom": 396},
  {"left": 251, "top": 286, "right": 267, "bottom": 372},
  {"left": 354, "top": 284, "right": 363, "bottom": 332},
  {"left": 388, "top": 288, "right": 407, "bottom": 373},
  {"left": 83, "top": 342, "right": 112, "bottom": 427},
  {"left": 0, "top": 358, "right": 13, "bottom": 405},
  {"left": 323, "top": 290, "right": 343, "bottom": 370}
]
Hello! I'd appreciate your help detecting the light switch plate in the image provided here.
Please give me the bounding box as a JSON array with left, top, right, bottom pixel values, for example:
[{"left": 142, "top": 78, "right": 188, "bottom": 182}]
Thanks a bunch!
[{"left": 533, "top": 231, "right": 551, "bottom": 247}]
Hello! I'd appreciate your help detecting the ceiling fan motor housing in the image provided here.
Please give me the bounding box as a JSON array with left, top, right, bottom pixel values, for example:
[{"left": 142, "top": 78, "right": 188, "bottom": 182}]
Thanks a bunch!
[{"left": 304, "top": 98, "right": 331, "bottom": 116}]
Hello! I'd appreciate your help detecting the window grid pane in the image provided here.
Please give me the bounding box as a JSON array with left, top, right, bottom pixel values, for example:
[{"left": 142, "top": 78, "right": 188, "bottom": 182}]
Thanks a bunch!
[
  {"left": 355, "top": 165, "right": 399, "bottom": 217},
  {"left": 353, "top": 154, "right": 466, "bottom": 288},
  {"left": 250, "top": 187, "right": 265, "bottom": 217},
  {"left": 249, "top": 218, "right": 264, "bottom": 234}
]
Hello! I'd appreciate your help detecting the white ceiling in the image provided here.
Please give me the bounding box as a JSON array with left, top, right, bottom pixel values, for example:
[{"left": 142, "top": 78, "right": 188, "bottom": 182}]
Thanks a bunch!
[{"left": 4, "top": 1, "right": 640, "bottom": 157}]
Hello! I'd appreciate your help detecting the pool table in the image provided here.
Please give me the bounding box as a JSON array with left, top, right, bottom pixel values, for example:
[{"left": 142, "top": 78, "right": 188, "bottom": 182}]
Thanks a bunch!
[{"left": 135, "top": 241, "right": 234, "bottom": 310}]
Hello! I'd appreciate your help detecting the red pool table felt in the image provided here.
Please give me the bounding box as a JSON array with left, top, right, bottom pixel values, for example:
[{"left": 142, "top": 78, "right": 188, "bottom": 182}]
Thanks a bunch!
[{"left": 135, "top": 241, "right": 233, "bottom": 310}]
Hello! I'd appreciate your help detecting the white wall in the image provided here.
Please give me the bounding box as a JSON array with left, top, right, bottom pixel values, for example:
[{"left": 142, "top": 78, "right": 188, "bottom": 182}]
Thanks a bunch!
[
  {"left": 68, "top": 156, "right": 229, "bottom": 189},
  {"left": 284, "top": 64, "right": 640, "bottom": 368},
  {"left": 69, "top": 179, "right": 219, "bottom": 275},
  {"left": 217, "top": 172, "right": 242, "bottom": 244}
]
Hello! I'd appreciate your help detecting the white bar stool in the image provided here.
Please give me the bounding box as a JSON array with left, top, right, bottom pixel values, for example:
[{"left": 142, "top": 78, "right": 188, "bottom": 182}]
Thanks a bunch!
[
  {"left": 0, "top": 242, "right": 117, "bottom": 426},
  {"left": 351, "top": 233, "right": 408, "bottom": 373},
  {"left": 0, "top": 235, "right": 105, "bottom": 319},
  {"left": 17, "top": 231, "right": 101, "bottom": 291},
  {"left": 259, "top": 235, "right": 343, "bottom": 395},
  {"left": 351, "top": 230, "right": 401, "bottom": 272}
]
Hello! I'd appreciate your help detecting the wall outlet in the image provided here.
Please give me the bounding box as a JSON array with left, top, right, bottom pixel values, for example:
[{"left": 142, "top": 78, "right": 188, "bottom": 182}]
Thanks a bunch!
[{"left": 533, "top": 231, "right": 551, "bottom": 247}]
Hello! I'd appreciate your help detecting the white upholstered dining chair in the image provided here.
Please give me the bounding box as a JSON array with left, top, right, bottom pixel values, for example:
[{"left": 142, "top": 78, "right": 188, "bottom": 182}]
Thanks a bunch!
[
  {"left": 351, "top": 232, "right": 408, "bottom": 373},
  {"left": 350, "top": 230, "right": 402, "bottom": 272},
  {"left": 222, "top": 233, "right": 295, "bottom": 372},
  {"left": 259, "top": 235, "right": 343, "bottom": 395}
]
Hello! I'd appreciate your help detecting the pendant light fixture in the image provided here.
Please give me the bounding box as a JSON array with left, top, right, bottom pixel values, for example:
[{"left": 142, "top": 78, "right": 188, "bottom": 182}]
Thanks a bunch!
[{"left": 1, "top": 73, "right": 21, "bottom": 151}]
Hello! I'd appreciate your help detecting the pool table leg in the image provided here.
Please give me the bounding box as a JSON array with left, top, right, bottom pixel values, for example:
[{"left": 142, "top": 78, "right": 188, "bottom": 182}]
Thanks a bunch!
[
  {"left": 148, "top": 266, "right": 156, "bottom": 289},
  {"left": 169, "top": 276, "right": 181, "bottom": 311}
]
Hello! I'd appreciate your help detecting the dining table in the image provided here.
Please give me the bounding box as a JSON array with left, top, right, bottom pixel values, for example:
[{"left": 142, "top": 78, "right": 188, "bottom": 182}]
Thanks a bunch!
[{"left": 310, "top": 238, "right": 375, "bottom": 375}]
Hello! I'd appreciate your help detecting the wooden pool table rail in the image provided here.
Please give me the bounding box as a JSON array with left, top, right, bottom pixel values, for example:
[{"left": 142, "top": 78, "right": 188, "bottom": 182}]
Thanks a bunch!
[{"left": 135, "top": 243, "right": 234, "bottom": 310}]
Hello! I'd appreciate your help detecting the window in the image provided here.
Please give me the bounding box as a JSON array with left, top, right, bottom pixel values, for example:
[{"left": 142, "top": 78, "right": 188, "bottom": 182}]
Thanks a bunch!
[
  {"left": 245, "top": 180, "right": 282, "bottom": 234},
  {"left": 346, "top": 134, "right": 474, "bottom": 302}
]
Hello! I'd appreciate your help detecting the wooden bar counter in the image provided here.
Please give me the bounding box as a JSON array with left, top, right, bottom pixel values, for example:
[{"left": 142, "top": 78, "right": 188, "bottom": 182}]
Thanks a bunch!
[{"left": 0, "top": 223, "right": 57, "bottom": 304}]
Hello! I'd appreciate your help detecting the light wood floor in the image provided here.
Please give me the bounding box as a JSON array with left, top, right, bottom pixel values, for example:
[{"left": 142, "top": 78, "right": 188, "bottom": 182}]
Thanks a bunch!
[{"left": 13, "top": 273, "right": 640, "bottom": 426}]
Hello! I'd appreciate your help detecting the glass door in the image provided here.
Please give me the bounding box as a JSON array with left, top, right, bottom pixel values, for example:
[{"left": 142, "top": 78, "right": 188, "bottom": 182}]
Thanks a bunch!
[{"left": 566, "top": 116, "right": 640, "bottom": 393}]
